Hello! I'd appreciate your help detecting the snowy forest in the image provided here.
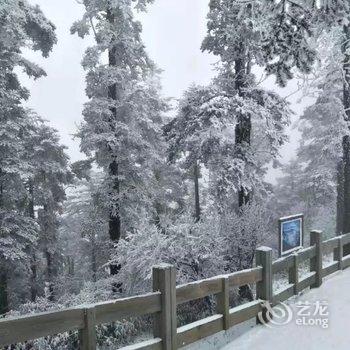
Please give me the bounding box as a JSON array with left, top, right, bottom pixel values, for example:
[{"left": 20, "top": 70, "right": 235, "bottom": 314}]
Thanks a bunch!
[{"left": 1, "top": 0, "right": 350, "bottom": 348}]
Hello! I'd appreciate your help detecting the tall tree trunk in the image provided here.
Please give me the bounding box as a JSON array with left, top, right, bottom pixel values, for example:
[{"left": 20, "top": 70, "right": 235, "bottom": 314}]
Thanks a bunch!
[
  {"left": 0, "top": 171, "right": 8, "bottom": 313},
  {"left": 234, "top": 54, "right": 253, "bottom": 301},
  {"left": 194, "top": 160, "right": 201, "bottom": 222},
  {"left": 91, "top": 235, "right": 97, "bottom": 283},
  {"left": 336, "top": 160, "right": 344, "bottom": 235},
  {"left": 107, "top": 7, "right": 122, "bottom": 284},
  {"left": 30, "top": 254, "right": 37, "bottom": 302},
  {"left": 68, "top": 256, "right": 75, "bottom": 276},
  {"left": 91, "top": 246, "right": 97, "bottom": 283},
  {"left": 28, "top": 180, "right": 35, "bottom": 218},
  {"left": 0, "top": 270, "right": 8, "bottom": 315},
  {"left": 45, "top": 250, "right": 54, "bottom": 302},
  {"left": 108, "top": 161, "right": 121, "bottom": 246},
  {"left": 235, "top": 56, "right": 252, "bottom": 208},
  {"left": 335, "top": 160, "right": 344, "bottom": 261},
  {"left": 28, "top": 180, "right": 37, "bottom": 301},
  {"left": 342, "top": 24, "right": 350, "bottom": 255},
  {"left": 0, "top": 172, "right": 2, "bottom": 209}
]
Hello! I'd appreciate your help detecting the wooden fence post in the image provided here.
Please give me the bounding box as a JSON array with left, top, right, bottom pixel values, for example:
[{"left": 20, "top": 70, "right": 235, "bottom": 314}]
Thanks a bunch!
[
  {"left": 310, "top": 230, "right": 323, "bottom": 288},
  {"left": 216, "top": 276, "right": 230, "bottom": 330},
  {"left": 255, "top": 247, "right": 272, "bottom": 324},
  {"left": 288, "top": 253, "right": 299, "bottom": 295},
  {"left": 79, "top": 306, "right": 96, "bottom": 350},
  {"left": 153, "top": 264, "right": 177, "bottom": 350},
  {"left": 337, "top": 235, "right": 344, "bottom": 270}
]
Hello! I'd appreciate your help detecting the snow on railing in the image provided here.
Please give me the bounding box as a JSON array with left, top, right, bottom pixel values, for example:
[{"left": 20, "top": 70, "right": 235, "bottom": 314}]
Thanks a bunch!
[{"left": 1, "top": 232, "right": 350, "bottom": 350}]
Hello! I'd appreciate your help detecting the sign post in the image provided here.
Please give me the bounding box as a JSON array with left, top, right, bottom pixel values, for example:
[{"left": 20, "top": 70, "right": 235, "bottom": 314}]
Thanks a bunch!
[{"left": 279, "top": 214, "right": 304, "bottom": 257}]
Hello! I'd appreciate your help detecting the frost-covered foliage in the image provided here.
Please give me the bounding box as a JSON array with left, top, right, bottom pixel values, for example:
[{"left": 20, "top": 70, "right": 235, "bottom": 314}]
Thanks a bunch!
[
  {"left": 165, "top": 84, "right": 238, "bottom": 168},
  {"left": 165, "top": 83, "right": 290, "bottom": 211},
  {"left": 0, "top": 0, "right": 57, "bottom": 313},
  {"left": 72, "top": 0, "right": 168, "bottom": 242},
  {"left": 112, "top": 202, "right": 269, "bottom": 294},
  {"left": 199, "top": 0, "right": 292, "bottom": 210},
  {"left": 25, "top": 116, "right": 73, "bottom": 301},
  {"left": 297, "top": 91, "right": 345, "bottom": 205},
  {"left": 273, "top": 30, "right": 346, "bottom": 235},
  {"left": 219, "top": 203, "right": 271, "bottom": 271},
  {"left": 114, "top": 214, "right": 224, "bottom": 293},
  {"left": 0, "top": 212, "right": 38, "bottom": 261},
  {"left": 202, "top": 0, "right": 317, "bottom": 87},
  {"left": 0, "top": 112, "right": 72, "bottom": 311},
  {"left": 58, "top": 172, "right": 111, "bottom": 295}
]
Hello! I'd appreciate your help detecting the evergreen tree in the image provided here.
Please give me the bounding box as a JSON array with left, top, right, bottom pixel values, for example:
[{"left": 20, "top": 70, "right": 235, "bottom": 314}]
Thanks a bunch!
[
  {"left": 72, "top": 0, "right": 167, "bottom": 278},
  {"left": 23, "top": 116, "right": 72, "bottom": 301},
  {"left": 246, "top": 1, "right": 350, "bottom": 238},
  {"left": 297, "top": 85, "right": 345, "bottom": 212},
  {"left": 274, "top": 29, "right": 346, "bottom": 235},
  {"left": 200, "top": 0, "right": 294, "bottom": 299},
  {"left": 201, "top": 0, "right": 292, "bottom": 209},
  {"left": 0, "top": 0, "right": 56, "bottom": 313},
  {"left": 58, "top": 172, "right": 110, "bottom": 295},
  {"left": 164, "top": 84, "right": 238, "bottom": 219}
]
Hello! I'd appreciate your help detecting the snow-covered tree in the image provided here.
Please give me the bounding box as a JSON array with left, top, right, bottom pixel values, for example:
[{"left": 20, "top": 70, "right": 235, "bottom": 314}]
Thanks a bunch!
[
  {"left": 72, "top": 0, "right": 168, "bottom": 278},
  {"left": 22, "top": 116, "right": 72, "bottom": 301},
  {"left": 298, "top": 92, "right": 345, "bottom": 208},
  {"left": 250, "top": 1, "right": 350, "bottom": 238},
  {"left": 202, "top": 0, "right": 318, "bottom": 85},
  {"left": 0, "top": 0, "right": 56, "bottom": 313},
  {"left": 198, "top": 0, "right": 293, "bottom": 300},
  {"left": 274, "top": 29, "right": 346, "bottom": 236},
  {"left": 319, "top": 5, "right": 350, "bottom": 235},
  {"left": 201, "top": 0, "right": 291, "bottom": 209},
  {"left": 164, "top": 84, "right": 238, "bottom": 219},
  {"left": 165, "top": 83, "right": 290, "bottom": 217},
  {"left": 58, "top": 172, "right": 110, "bottom": 296}
]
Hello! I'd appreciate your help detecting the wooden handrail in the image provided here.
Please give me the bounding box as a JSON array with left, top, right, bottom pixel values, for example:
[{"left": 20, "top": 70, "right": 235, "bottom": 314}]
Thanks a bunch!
[
  {"left": 94, "top": 292, "right": 162, "bottom": 325},
  {"left": 2, "top": 232, "right": 350, "bottom": 349},
  {"left": 0, "top": 308, "right": 85, "bottom": 346},
  {"left": 176, "top": 275, "right": 223, "bottom": 305}
]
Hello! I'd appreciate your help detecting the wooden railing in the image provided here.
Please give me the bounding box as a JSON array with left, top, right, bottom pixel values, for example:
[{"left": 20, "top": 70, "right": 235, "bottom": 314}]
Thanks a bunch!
[{"left": 1, "top": 231, "right": 350, "bottom": 350}]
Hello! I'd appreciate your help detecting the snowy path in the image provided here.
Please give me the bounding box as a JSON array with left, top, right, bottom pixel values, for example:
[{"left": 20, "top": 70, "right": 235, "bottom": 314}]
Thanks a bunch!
[{"left": 221, "top": 268, "right": 350, "bottom": 350}]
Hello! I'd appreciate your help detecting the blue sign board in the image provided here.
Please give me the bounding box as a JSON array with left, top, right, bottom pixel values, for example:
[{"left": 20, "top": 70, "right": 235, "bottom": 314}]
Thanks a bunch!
[{"left": 279, "top": 214, "right": 303, "bottom": 256}]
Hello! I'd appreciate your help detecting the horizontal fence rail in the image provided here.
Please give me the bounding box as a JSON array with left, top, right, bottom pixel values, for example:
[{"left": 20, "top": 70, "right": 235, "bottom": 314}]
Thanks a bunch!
[
  {"left": 1, "top": 232, "right": 350, "bottom": 350},
  {"left": 176, "top": 276, "right": 223, "bottom": 305}
]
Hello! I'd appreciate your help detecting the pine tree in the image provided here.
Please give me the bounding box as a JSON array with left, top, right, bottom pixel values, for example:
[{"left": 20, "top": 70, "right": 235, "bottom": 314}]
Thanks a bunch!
[
  {"left": 297, "top": 87, "right": 345, "bottom": 211},
  {"left": 262, "top": 0, "right": 317, "bottom": 87},
  {"left": 72, "top": 0, "right": 167, "bottom": 279},
  {"left": 164, "top": 81, "right": 290, "bottom": 300},
  {"left": 164, "top": 84, "right": 239, "bottom": 219},
  {"left": 23, "top": 116, "right": 72, "bottom": 301},
  {"left": 58, "top": 172, "right": 110, "bottom": 294},
  {"left": 201, "top": 0, "right": 293, "bottom": 209},
  {"left": 253, "top": 1, "right": 350, "bottom": 238},
  {"left": 274, "top": 28, "right": 346, "bottom": 234},
  {"left": 0, "top": 0, "right": 56, "bottom": 313},
  {"left": 264, "top": 1, "right": 350, "bottom": 238},
  {"left": 201, "top": 0, "right": 294, "bottom": 299}
]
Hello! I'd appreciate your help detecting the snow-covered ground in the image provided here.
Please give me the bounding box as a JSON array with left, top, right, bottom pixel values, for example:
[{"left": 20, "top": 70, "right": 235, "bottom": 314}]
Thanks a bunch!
[{"left": 221, "top": 268, "right": 350, "bottom": 350}]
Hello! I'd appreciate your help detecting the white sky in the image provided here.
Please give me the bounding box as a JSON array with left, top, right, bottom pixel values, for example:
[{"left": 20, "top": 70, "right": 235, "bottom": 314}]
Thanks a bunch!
[{"left": 24, "top": 0, "right": 313, "bottom": 182}]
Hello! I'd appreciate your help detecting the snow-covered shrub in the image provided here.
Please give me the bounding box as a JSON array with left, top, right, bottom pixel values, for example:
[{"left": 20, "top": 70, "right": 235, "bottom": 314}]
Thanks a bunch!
[
  {"left": 219, "top": 202, "right": 270, "bottom": 272},
  {"left": 112, "top": 213, "right": 225, "bottom": 293}
]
